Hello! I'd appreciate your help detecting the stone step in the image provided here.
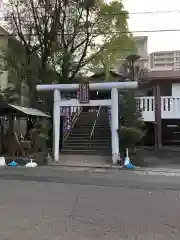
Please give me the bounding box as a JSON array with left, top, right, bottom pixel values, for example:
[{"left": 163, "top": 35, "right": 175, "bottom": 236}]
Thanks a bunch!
[
  {"left": 69, "top": 131, "right": 110, "bottom": 135},
  {"left": 63, "top": 142, "right": 110, "bottom": 148},
  {"left": 75, "top": 122, "right": 109, "bottom": 126},
  {"left": 76, "top": 117, "right": 96, "bottom": 120},
  {"left": 74, "top": 125, "right": 109, "bottom": 128},
  {"left": 76, "top": 119, "right": 109, "bottom": 123},
  {"left": 76, "top": 119, "right": 97, "bottom": 122},
  {"left": 68, "top": 135, "right": 110, "bottom": 140},
  {"left": 61, "top": 149, "right": 111, "bottom": 155},
  {"left": 70, "top": 130, "right": 92, "bottom": 134},
  {"left": 68, "top": 133, "right": 91, "bottom": 137},
  {"left": 75, "top": 125, "right": 108, "bottom": 129},
  {"left": 66, "top": 137, "right": 110, "bottom": 141},
  {"left": 72, "top": 130, "right": 110, "bottom": 134},
  {"left": 70, "top": 131, "right": 110, "bottom": 135},
  {"left": 56, "top": 154, "right": 111, "bottom": 164},
  {"left": 76, "top": 116, "right": 108, "bottom": 121},
  {"left": 64, "top": 137, "right": 110, "bottom": 142},
  {"left": 63, "top": 141, "right": 110, "bottom": 147},
  {"left": 65, "top": 139, "right": 110, "bottom": 143},
  {"left": 63, "top": 147, "right": 110, "bottom": 151},
  {"left": 64, "top": 144, "right": 110, "bottom": 148},
  {"left": 63, "top": 109, "right": 111, "bottom": 153}
]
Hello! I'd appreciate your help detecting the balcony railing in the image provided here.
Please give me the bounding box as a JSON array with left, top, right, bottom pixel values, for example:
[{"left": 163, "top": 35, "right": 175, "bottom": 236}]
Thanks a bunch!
[
  {"left": 60, "top": 97, "right": 180, "bottom": 124},
  {"left": 137, "top": 96, "right": 180, "bottom": 121}
]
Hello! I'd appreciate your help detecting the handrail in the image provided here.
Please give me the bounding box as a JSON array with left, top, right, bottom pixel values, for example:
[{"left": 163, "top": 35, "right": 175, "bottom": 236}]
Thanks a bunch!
[
  {"left": 63, "top": 107, "right": 83, "bottom": 142},
  {"left": 90, "top": 106, "right": 101, "bottom": 140}
]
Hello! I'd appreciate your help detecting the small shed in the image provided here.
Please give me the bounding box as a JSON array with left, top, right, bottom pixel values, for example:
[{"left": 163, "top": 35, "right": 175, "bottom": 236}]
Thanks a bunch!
[
  {"left": 0, "top": 102, "right": 50, "bottom": 118},
  {"left": 0, "top": 101, "right": 50, "bottom": 155}
]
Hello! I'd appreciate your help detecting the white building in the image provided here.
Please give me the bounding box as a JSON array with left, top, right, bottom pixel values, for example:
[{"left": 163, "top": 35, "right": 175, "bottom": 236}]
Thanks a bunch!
[
  {"left": 117, "top": 36, "right": 149, "bottom": 73},
  {"left": 133, "top": 36, "right": 148, "bottom": 69},
  {"left": 133, "top": 36, "right": 148, "bottom": 58},
  {"left": 149, "top": 50, "right": 180, "bottom": 71}
]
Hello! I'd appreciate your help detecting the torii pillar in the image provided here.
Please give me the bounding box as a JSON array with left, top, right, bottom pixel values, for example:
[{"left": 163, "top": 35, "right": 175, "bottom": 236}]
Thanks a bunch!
[{"left": 36, "top": 81, "right": 138, "bottom": 164}]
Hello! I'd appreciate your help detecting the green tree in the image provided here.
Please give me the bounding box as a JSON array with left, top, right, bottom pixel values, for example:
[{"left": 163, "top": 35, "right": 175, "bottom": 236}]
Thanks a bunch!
[
  {"left": 0, "top": 36, "right": 58, "bottom": 110},
  {"left": 0, "top": 37, "right": 37, "bottom": 104},
  {"left": 117, "top": 54, "right": 146, "bottom": 156},
  {"left": 119, "top": 90, "right": 145, "bottom": 152},
  {"left": 3, "top": 0, "right": 135, "bottom": 84}
]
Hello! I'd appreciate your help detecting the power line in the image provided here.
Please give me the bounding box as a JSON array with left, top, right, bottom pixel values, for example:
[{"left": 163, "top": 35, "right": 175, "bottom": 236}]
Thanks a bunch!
[
  {"left": 129, "top": 29, "right": 180, "bottom": 33},
  {"left": 0, "top": 28, "right": 180, "bottom": 37},
  {"left": 0, "top": 9, "right": 180, "bottom": 18},
  {"left": 104, "top": 10, "right": 180, "bottom": 16},
  {"left": 128, "top": 10, "right": 180, "bottom": 15}
]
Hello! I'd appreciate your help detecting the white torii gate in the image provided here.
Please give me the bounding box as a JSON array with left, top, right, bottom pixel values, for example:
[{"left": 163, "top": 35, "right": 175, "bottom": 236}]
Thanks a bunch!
[{"left": 36, "top": 81, "right": 138, "bottom": 164}]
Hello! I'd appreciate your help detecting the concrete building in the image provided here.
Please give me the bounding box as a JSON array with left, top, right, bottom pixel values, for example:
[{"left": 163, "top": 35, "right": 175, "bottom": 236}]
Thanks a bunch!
[
  {"left": 133, "top": 36, "right": 148, "bottom": 58},
  {"left": 149, "top": 50, "right": 180, "bottom": 70},
  {"left": 118, "top": 36, "right": 149, "bottom": 73},
  {"left": 133, "top": 36, "right": 148, "bottom": 69}
]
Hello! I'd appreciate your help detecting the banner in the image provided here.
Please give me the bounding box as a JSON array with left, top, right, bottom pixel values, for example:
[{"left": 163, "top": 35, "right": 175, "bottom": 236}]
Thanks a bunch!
[
  {"left": 108, "top": 107, "right": 111, "bottom": 127},
  {"left": 62, "top": 107, "right": 72, "bottom": 132}
]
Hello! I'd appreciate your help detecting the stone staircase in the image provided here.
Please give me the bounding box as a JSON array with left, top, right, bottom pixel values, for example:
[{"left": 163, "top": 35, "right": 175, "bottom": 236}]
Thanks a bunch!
[{"left": 62, "top": 108, "right": 111, "bottom": 155}]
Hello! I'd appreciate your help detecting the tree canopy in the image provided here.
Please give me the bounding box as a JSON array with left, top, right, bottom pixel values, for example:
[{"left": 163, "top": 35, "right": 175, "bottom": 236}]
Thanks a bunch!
[{"left": 3, "top": 0, "right": 135, "bottom": 81}]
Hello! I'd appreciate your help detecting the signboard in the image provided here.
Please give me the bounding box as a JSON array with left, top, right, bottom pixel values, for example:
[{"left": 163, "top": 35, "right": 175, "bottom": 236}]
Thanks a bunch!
[
  {"left": 62, "top": 92, "right": 77, "bottom": 99},
  {"left": 78, "top": 82, "right": 89, "bottom": 103}
]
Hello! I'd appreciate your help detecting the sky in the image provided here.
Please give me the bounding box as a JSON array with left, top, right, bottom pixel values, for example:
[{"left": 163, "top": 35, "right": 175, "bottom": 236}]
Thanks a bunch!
[
  {"left": 123, "top": 0, "right": 180, "bottom": 53},
  {"left": 1, "top": 0, "right": 180, "bottom": 54}
]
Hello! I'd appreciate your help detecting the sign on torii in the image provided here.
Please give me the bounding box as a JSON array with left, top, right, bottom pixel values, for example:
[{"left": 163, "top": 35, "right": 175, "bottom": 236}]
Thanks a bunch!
[{"left": 36, "top": 81, "right": 138, "bottom": 164}]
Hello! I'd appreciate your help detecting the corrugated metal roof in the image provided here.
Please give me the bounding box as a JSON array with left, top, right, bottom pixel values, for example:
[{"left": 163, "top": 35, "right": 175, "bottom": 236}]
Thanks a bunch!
[{"left": 8, "top": 104, "right": 50, "bottom": 118}]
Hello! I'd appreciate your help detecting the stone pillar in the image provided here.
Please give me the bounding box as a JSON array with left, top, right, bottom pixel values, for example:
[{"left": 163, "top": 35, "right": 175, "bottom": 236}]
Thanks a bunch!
[
  {"left": 53, "top": 89, "right": 61, "bottom": 162},
  {"left": 111, "top": 88, "right": 120, "bottom": 164},
  {"left": 154, "top": 83, "right": 162, "bottom": 148}
]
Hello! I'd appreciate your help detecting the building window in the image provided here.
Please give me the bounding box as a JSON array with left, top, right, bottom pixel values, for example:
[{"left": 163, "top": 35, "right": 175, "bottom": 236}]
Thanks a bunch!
[{"left": 160, "top": 83, "right": 172, "bottom": 96}]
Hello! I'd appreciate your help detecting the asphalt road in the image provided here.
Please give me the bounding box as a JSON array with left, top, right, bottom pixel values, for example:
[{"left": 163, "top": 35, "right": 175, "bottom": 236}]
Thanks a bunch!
[
  {"left": 1, "top": 167, "right": 180, "bottom": 190},
  {"left": 0, "top": 168, "right": 180, "bottom": 239}
]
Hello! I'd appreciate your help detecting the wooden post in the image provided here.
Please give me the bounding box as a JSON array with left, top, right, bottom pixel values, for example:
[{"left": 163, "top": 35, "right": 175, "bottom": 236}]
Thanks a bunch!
[{"left": 154, "top": 83, "right": 162, "bottom": 148}]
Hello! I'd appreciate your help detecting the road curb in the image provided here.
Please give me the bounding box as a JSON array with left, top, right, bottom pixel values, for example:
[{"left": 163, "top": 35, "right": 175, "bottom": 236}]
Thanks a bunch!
[
  {"left": 46, "top": 164, "right": 142, "bottom": 172},
  {"left": 46, "top": 164, "right": 180, "bottom": 176},
  {"left": 2, "top": 163, "right": 180, "bottom": 176}
]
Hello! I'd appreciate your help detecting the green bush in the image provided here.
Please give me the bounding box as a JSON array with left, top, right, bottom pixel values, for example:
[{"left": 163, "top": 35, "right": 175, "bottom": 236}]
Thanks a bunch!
[{"left": 119, "top": 90, "right": 145, "bottom": 152}]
